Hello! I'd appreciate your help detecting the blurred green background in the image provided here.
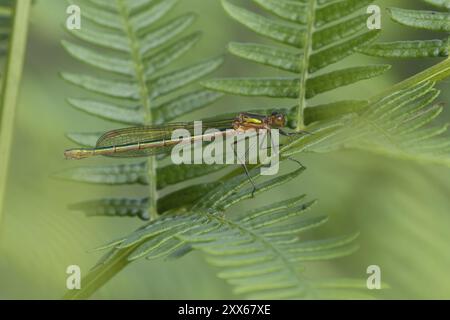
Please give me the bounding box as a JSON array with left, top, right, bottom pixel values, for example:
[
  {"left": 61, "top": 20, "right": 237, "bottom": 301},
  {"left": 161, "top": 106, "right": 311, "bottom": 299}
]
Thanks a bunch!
[{"left": 1, "top": 0, "right": 450, "bottom": 299}]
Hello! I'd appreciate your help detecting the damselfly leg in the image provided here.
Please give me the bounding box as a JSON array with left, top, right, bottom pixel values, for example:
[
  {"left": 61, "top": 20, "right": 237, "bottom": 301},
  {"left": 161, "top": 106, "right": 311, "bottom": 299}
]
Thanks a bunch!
[
  {"left": 232, "top": 139, "right": 257, "bottom": 198},
  {"left": 278, "top": 130, "right": 309, "bottom": 170},
  {"left": 280, "top": 129, "right": 313, "bottom": 137}
]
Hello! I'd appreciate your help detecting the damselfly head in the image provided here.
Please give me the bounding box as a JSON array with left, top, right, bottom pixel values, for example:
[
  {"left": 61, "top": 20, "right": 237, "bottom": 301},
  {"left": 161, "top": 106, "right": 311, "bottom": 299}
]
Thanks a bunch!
[{"left": 268, "top": 111, "right": 286, "bottom": 128}]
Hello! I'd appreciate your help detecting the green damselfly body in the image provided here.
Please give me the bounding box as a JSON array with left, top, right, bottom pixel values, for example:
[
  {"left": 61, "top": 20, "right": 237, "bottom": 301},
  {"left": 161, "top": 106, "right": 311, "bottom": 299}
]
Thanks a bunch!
[
  {"left": 64, "top": 112, "right": 308, "bottom": 195},
  {"left": 64, "top": 112, "right": 306, "bottom": 159}
]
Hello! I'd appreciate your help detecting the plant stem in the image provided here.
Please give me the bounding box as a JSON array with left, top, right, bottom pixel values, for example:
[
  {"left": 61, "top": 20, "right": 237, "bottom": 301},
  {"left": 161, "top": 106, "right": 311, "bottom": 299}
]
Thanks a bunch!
[
  {"left": 63, "top": 246, "right": 136, "bottom": 299},
  {"left": 296, "top": 0, "right": 316, "bottom": 131},
  {"left": 117, "top": 0, "right": 158, "bottom": 221},
  {"left": 0, "top": 0, "right": 31, "bottom": 225}
]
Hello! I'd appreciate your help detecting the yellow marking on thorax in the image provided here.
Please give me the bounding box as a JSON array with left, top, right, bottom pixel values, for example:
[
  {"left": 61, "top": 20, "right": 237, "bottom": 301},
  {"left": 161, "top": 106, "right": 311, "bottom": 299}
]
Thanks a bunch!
[{"left": 243, "top": 117, "right": 263, "bottom": 125}]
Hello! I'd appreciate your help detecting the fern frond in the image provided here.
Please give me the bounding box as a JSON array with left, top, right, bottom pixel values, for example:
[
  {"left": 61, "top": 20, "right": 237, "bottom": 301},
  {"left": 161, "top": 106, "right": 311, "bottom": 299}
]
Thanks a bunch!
[
  {"left": 342, "top": 81, "right": 450, "bottom": 166},
  {"left": 360, "top": 1, "right": 450, "bottom": 58},
  {"left": 60, "top": 0, "right": 382, "bottom": 300},
  {"left": 177, "top": 206, "right": 361, "bottom": 299},
  {"left": 61, "top": 0, "right": 224, "bottom": 220},
  {"left": 275, "top": 79, "right": 450, "bottom": 166},
  {"left": 201, "top": 0, "right": 388, "bottom": 129},
  {"left": 65, "top": 156, "right": 365, "bottom": 299}
]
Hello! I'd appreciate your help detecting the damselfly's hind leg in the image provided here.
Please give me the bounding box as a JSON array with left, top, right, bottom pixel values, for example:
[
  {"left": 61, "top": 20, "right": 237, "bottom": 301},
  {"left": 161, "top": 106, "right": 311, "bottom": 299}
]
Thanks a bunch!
[
  {"left": 287, "top": 156, "right": 306, "bottom": 170},
  {"left": 278, "top": 130, "right": 309, "bottom": 169},
  {"left": 242, "top": 162, "right": 257, "bottom": 198},
  {"left": 232, "top": 140, "right": 257, "bottom": 198}
]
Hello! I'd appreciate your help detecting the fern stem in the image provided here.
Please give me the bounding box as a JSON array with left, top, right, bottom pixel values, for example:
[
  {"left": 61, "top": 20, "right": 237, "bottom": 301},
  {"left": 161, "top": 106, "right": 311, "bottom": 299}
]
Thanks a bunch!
[
  {"left": 0, "top": 0, "right": 31, "bottom": 225},
  {"left": 64, "top": 246, "right": 136, "bottom": 299},
  {"left": 296, "top": 0, "right": 316, "bottom": 131},
  {"left": 116, "top": 0, "right": 158, "bottom": 220}
]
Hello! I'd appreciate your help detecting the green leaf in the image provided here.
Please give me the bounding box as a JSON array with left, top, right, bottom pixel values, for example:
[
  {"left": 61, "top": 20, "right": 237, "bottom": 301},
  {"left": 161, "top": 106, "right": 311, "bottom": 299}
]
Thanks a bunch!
[
  {"left": 130, "top": 0, "right": 179, "bottom": 33},
  {"left": 58, "top": 162, "right": 226, "bottom": 192},
  {"left": 117, "top": 215, "right": 199, "bottom": 248},
  {"left": 157, "top": 183, "right": 220, "bottom": 213},
  {"left": 202, "top": 77, "right": 300, "bottom": 98},
  {"left": 153, "top": 90, "right": 224, "bottom": 124},
  {"left": 55, "top": 162, "right": 148, "bottom": 185},
  {"left": 68, "top": 27, "right": 130, "bottom": 53},
  {"left": 139, "top": 13, "right": 197, "bottom": 55},
  {"left": 222, "top": 0, "right": 306, "bottom": 48},
  {"left": 282, "top": 117, "right": 350, "bottom": 156},
  {"left": 157, "top": 164, "right": 227, "bottom": 189},
  {"left": 251, "top": 0, "right": 308, "bottom": 24},
  {"left": 304, "top": 100, "right": 368, "bottom": 125},
  {"left": 69, "top": 197, "right": 151, "bottom": 220},
  {"left": 315, "top": 0, "right": 373, "bottom": 27},
  {"left": 218, "top": 167, "right": 306, "bottom": 210},
  {"left": 61, "top": 73, "right": 139, "bottom": 100},
  {"left": 149, "top": 57, "right": 224, "bottom": 99},
  {"left": 242, "top": 200, "right": 318, "bottom": 229},
  {"left": 388, "top": 7, "right": 450, "bottom": 32},
  {"left": 423, "top": 0, "right": 450, "bottom": 9},
  {"left": 204, "top": 65, "right": 389, "bottom": 99},
  {"left": 310, "top": 30, "right": 380, "bottom": 72},
  {"left": 67, "top": 98, "right": 144, "bottom": 125},
  {"left": 360, "top": 39, "right": 450, "bottom": 58},
  {"left": 74, "top": 0, "right": 123, "bottom": 30},
  {"left": 62, "top": 40, "right": 134, "bottom": 76},
  {"left": 144, "top": 32, "right": 202, "bottom": 75},
  {"left": 228, "top": 42, "right": 301, "bottom": 73},
  {"left": 313, "top": 13, "right": 369, "bottom": 50},
  {"left": 306, "top": 65, "right": 390, "bottom": 99}
]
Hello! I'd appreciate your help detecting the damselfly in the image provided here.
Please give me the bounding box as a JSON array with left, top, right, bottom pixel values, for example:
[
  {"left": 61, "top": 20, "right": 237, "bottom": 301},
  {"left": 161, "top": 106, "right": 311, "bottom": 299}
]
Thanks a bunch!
[{"left": 64, "top": 112, "right": 308, "bottom": 195}]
